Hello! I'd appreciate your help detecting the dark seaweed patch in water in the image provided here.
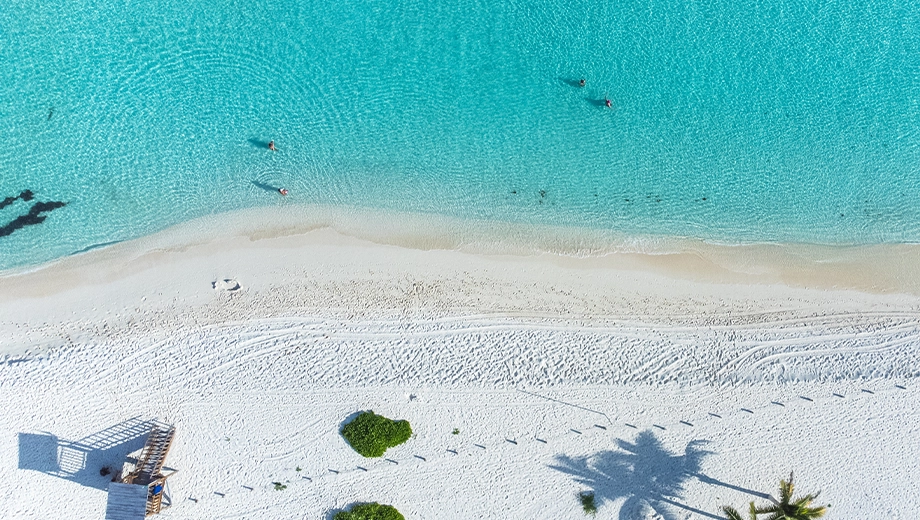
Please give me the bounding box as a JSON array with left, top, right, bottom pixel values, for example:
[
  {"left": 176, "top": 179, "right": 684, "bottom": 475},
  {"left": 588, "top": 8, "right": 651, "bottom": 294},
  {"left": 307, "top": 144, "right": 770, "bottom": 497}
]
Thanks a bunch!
[
  {"left": 0, "top": 190, "right": 34, "bottom": 210},
  {"left": 0, "top": 199, "right": 67, "bottom": 238}
]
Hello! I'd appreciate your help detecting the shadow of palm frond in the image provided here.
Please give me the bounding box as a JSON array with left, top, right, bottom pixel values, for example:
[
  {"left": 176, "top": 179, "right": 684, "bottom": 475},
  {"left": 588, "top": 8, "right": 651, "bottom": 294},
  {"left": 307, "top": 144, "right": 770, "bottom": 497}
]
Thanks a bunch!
[{"left": 549, "top": 430, "right": 716, "bottom": 520}]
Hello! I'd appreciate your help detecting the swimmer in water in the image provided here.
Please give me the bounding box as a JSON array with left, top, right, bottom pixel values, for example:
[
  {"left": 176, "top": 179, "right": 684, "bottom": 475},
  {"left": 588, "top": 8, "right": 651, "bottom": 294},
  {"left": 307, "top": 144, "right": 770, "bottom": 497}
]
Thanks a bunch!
[
  {"left": 579, "top": 78, "right": 585, "bottom": 87},
  {"left": 279, "top": 188, "right": 288, "bottom": 196},
  {"left": 268, "top": 140, "right": 276, "bottom": 151},
  {"left": 605, "top": 98, "right": 612, "bottom": 108}
]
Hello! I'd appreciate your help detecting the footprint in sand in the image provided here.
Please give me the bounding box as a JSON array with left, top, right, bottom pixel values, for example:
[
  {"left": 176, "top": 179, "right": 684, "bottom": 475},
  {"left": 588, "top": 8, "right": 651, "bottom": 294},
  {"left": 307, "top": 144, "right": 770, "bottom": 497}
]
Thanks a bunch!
[{"left": 213, "top": 279, "right": 241, "bottom": 292}]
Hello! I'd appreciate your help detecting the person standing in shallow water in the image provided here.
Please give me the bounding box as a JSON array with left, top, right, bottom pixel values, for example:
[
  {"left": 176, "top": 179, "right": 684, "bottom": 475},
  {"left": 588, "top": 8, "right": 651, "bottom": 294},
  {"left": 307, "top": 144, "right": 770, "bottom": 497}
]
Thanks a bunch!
[
  {"left": 579, "top": 78, "right": 585, "bottom": 87},
  {"left": 268, "top": 140, "right": 276, "bottom": 151}
]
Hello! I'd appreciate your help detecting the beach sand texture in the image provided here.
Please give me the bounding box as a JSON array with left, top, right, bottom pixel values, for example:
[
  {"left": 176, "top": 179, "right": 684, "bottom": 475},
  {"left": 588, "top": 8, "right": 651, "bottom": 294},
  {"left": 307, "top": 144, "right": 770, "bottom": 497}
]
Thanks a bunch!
[{"left": 2, "top": 216, "right": 919, "bottom": 518}]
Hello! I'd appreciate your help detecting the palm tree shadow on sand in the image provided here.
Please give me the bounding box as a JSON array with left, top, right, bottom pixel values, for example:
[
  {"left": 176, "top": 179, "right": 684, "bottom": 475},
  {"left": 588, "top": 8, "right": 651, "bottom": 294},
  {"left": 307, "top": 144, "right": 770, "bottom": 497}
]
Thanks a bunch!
[{"left": 550, "top": 430, "right": 721, "bottom": 520}]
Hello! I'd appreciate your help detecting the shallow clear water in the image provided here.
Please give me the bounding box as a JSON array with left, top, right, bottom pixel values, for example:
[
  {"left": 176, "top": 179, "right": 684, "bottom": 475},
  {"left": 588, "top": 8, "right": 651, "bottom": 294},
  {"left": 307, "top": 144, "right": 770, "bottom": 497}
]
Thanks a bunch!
[{"left": 1, "top": 0, "right": 919, "bottom": 270}]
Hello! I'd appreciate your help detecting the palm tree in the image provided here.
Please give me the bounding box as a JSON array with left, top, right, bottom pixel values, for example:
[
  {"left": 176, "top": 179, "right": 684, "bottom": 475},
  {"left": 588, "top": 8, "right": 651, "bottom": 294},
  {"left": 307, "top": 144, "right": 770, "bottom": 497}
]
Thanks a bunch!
[
  {"left": 721, "top": 473, "right": 828, "bottom": 520},
  {"left": 722, "top": 502, "right": 757, "bottom": 520},
  {"left": 756, "top": 473, "right": 827, "bottom": 520}
]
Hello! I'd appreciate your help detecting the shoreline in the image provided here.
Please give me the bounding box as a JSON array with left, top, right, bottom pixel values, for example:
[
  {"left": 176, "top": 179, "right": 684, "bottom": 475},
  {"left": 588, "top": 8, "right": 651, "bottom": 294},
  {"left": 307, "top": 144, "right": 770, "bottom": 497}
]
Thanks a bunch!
[
  {"left": 4, "top": 203, "right": 920, "bottom": 296},
  {"left": 2, "top": 203, "right": 919, "bottom": 364}
]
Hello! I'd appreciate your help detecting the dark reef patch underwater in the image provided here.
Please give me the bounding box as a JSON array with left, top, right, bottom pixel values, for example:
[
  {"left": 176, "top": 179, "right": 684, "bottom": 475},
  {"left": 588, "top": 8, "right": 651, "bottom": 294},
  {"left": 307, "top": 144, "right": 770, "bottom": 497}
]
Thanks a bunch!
[{"left": 0, "top": 190, "right": 67, "bottom": 238}]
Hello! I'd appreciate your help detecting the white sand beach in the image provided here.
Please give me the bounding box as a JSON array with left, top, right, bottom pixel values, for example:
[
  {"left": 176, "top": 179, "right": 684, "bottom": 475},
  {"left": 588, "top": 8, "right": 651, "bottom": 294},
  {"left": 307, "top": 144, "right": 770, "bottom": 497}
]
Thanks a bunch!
[{"left": 2, "top": 207, "right": 919, "bottom": 519}]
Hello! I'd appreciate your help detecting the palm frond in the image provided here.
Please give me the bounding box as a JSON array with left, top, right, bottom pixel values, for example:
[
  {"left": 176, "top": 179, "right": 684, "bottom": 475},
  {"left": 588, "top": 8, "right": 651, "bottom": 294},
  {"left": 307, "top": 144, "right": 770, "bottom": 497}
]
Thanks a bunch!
[
  {"left": 721, "top": 502, "right": 759, "bottom": 520},
  {"left": 755, "top": 504, "right": 780, "bottom": 515},
  {"left": 792, "top": 491, "right": 819, "bottom": 507},
  {"left": 802, "top": 505, "right": 828, "bottom": 518},
  {"left": 721, "top": 506, "right": 745, "bottom": 520},
  {"left": 779, "top": 474, "right": 794, "bottom": 504}
]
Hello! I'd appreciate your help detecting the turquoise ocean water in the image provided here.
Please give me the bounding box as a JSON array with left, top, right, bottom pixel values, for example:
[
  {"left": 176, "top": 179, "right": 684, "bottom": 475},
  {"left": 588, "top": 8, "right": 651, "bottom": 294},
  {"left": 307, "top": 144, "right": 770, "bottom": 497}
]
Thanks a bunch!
[{"left": 1, "top": 0, "right": 919, "bottom": 270}]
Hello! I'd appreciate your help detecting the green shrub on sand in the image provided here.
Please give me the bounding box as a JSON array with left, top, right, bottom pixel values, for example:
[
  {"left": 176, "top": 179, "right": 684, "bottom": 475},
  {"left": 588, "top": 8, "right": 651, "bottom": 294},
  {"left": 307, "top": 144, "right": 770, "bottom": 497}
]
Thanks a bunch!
[
  {"left": 333, "top": 502, "right": 405, "bottom": 520},
  {"left": 341, "top": 411, "right": 412, "bottom": 458},
  {"left": 579, "top": 491, "right": 597, "bottom": 515}
]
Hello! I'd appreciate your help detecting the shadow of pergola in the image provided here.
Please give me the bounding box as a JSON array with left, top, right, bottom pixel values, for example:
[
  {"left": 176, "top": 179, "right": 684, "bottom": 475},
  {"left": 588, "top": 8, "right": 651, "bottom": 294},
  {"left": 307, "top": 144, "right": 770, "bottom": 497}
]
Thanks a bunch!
[{"left": 18, "top": 417, "right": 157, "bottom": 490}]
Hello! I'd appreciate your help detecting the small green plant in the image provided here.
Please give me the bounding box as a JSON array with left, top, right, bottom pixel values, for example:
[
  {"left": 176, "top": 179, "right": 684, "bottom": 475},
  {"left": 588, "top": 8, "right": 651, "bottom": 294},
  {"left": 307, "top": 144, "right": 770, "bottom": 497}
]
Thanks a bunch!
[
  {"left": 452, "top": 428, "right": 460, "bottom": 435},
  {"left": 341, "top": 411, "right": 412, "bottom": 458},
  {"left": 272, "top": 482, "right": 287, "bottom": 491},
  {"left": 579, "top": 491, "right": 597, "bottom": 515},
  {"left": 333, "top": 502, "right": 404, "bottom": 520}
]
